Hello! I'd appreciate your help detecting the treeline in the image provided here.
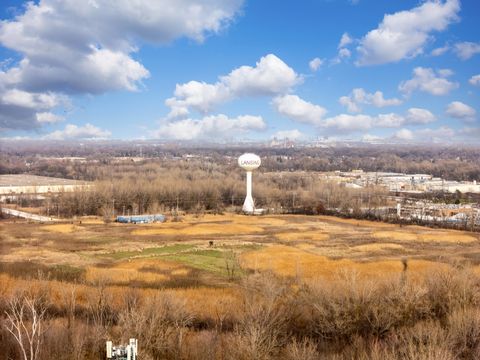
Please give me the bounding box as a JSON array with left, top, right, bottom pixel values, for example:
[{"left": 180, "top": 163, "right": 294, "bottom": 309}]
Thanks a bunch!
[
  {"left": 36, "top": 160, "right": 388, "bottom": 218},
  {"left": 2, "top": 143, "right": 480, "bottom": 181},
  {"left": 1, "top": 266, "right": 480, "bottom": 359}
]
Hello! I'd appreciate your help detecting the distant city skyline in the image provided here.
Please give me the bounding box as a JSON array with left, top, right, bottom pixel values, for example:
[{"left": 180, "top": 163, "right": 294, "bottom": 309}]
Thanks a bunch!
[{"left": 0, "top": 0, "right": 479, "bottom": 143}]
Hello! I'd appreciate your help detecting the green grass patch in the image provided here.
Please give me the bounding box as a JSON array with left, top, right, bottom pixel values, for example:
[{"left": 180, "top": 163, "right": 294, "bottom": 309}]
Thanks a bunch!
[
  {"left": 164, "top": 250, "right": 227, "bottom": 275},
  {"left": 221, "top": 244, "right": 263, "bottom": 251},
  {"left": 105, "top": 244, "right": 195, "bottom": 260}
]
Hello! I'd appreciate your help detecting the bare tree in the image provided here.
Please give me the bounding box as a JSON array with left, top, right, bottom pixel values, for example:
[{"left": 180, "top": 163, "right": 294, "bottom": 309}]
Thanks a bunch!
[{"left": 4, "top": 296, "right": 48, "bottom": 360}]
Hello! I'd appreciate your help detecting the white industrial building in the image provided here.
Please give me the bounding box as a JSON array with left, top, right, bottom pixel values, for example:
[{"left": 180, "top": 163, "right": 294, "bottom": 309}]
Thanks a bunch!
[
  {"left": 332, "top": 170, "right": 480, "bottom": 194},
  {"left": 0, "top": 174, "right": 92, "bottom": 200}
]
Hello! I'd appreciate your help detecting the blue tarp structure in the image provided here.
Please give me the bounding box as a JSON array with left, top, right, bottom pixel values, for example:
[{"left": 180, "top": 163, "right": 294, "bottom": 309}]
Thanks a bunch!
[{"left": 116, "top": 214, "right": 165, "bottom": 224}]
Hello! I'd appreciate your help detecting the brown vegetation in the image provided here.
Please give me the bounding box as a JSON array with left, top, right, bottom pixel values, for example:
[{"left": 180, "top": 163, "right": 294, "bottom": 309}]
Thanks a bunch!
[
  {"left": 1, "top": 267, "right": 480, "bottom": 359},
  {"left": 1, "top": 213, "right": 480, "bottom": 359}
]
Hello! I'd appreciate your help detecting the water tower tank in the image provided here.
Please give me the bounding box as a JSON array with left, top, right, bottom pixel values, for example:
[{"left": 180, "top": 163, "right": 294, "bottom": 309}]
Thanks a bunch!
[{"left": 238, "top": 153, "right": 261, "bottom": 213}]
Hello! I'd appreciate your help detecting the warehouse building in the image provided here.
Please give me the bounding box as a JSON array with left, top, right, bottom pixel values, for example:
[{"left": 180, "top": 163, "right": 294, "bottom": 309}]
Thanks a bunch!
[{"left": 0, "top": 174, "right": 92, "bottom": 200}]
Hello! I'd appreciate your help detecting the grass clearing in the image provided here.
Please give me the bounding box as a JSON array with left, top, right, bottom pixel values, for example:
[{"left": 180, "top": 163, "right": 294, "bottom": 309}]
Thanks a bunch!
[
  {"left": 104, "top": 243, "right": 195, "bottom": 260},
  {"left": 164, "top": 249, "right": 232, "bottom": 275},
  {"left": 373, "top": 229, "right": 478, "bottom": 243},
  {"left": 276, "top": 230, "right": 329, "bottom": 242},
  {"left": 317, "top": 215, "right": 396, "bottom": 228},
  {"left": 418, "top": 232, "right": 477, "bottom": 243},
  {"left": 352, "top": 243, "right": 405, "bottom": 252},
  {"left": 240, "top": 245, "right": 449, "bottom": 279},
  {"left": 131, "top": 223, "right": 263, "bottom": 236},
  {"left": 85, "top": 258, "right": 197, "bottom": 286},
  {"left": 41, "top": 224, "right": 84, "bottom": 233},
  {"left": 373, "top": 231, "right": 418, "bottom": 241},
  {"left": 2, "top": 213, "right": 478, "bottom": 283},
  {"left": 85, "top": 266, "right": 169, "bottom": 285},
  {"left": 78, "top": 216, "right": 105, "bottom": 224}
]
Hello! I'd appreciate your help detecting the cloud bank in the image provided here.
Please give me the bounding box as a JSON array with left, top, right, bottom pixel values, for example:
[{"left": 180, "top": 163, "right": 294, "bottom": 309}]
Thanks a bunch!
[
  {"left": 0, "top": 0, "right": 243, "bottom": 131},
  {"left": 153, "top": 114, "right": 266, "bottom": 140}
]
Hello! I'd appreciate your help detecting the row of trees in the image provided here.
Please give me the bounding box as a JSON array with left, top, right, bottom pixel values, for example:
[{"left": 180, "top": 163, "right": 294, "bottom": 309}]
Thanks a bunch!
[
  {"left": 35, "top": 160, "right": 389, "bottom": 218},
  {"left": 2, "top": 143, "right": 480, "bottom": 181}
]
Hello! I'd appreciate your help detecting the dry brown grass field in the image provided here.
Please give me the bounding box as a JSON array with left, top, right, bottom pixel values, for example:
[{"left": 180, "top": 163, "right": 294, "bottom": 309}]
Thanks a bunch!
[
  {"left": 1, "top": 213, "right": 480, "bottom": 359},
  {"left": 3, "top": 213, "right": 479, "bottom": 278}
]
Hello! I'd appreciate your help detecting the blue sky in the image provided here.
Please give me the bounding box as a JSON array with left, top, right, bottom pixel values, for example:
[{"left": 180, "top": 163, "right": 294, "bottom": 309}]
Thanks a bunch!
[{"left": 0, "top": 0, "right": 479, "bottom": 143}]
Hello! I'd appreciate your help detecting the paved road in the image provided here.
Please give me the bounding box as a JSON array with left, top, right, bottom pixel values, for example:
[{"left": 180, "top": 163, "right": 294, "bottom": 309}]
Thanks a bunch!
[{"left": 1, "top": 207, "right": 56, "bottom": 222}]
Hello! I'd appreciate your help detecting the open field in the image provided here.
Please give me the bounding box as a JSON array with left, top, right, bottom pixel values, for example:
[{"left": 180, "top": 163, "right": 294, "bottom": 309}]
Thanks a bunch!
[
  {"left": 2, "top": 213, "right": 480, "bottom": 359},
  {"left": 2, "top": 213, "right": 479, "bottom": 283}
]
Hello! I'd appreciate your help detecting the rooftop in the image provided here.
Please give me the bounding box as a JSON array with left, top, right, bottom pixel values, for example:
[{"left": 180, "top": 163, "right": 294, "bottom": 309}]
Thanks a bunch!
[{"left": 0, "top": 174, "right": 86, "bottom": 187}]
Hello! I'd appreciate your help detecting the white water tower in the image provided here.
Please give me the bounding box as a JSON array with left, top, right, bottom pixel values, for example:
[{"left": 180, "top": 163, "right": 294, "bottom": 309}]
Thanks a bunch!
[{"left": 238, "top": 153, "right": 261, "bottom": 213}]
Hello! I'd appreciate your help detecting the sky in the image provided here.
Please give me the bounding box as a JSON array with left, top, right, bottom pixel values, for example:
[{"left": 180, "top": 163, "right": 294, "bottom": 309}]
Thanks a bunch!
[{"left": 0, "top": 0, "right": 479, "bottom": 143}]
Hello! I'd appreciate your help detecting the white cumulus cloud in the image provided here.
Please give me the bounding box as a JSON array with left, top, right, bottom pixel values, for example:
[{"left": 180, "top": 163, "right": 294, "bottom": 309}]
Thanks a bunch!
[
  {"left": 399, "top": 67, "right": 458, "bottom": 96},
  {"left": 223, "top": 54, "right": 300, "bottom": 96},
  {"left": 375, "top": 113, "right": 405, "bottom": 128},
  {"left": 331, "top": 32, "right": 355, "bottom": 65},
  {"left": 431, "top": 45, "right": 450, "bottom": 56},
  {"left": 323, "top": 114, "right": 374, "bottom": 131},
  {"left": 338, "top": 48, "right": 351, "bottom": 59},
  {"left": 339, "top": 88, "right": 402, "bottom": 113},
  {"left": 0, "top": 0, "right": 242, "bottom": 131},
  {"left": 43, "top": 123, "right": 111, "bottom": 140},
  {"left": 454, "top": 42, "right": 480, "bottom": 60},
  {"left": 272, "top": 94, "right": 327, "bottom": 126},
  {"left": 394, "top": 128, "right": 414, "bottom": 141},
  {"left": 1, "top": 89, "right": 62, "bottom": 109},
  {"left": 390, "top": 126, "right": 456, "bottom": 143},
  {"left": 153, "top": 114, "right": 266, "bottom": 140},
  {"left": 417, "top": 126, "right": 456, "bottom": 142},
  {"left": 0, "top": 88, "right": 69, "bottom": 130},
  {"left": 166, "top": 82, "right": 230, "bottom": 115},
  {"left": 36, "top": 112, "right": 65, "bottom": 124},
  {"left": 469, "top": 75, "right": 480, "bottom": 86},
  {"left": 309, "top": 57, "right": 323, "bottom": 72},
  {"left": 338, "top": 33, "right": 353, "bottom": 48},
  {"left": 446, "top": 101, "right": 476, "bottom": 122},
  {"left": 405, "top": 108, "right": 436, "bottom": 124},
  {"left": 166, "top": 54, "right": 300, "bottom": 118},
  {"left": 356, "top": 0, "right": 460, "bottom": 66},
  {"left": 321, "top": 107, "right": 436, "bottom": 133}
]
